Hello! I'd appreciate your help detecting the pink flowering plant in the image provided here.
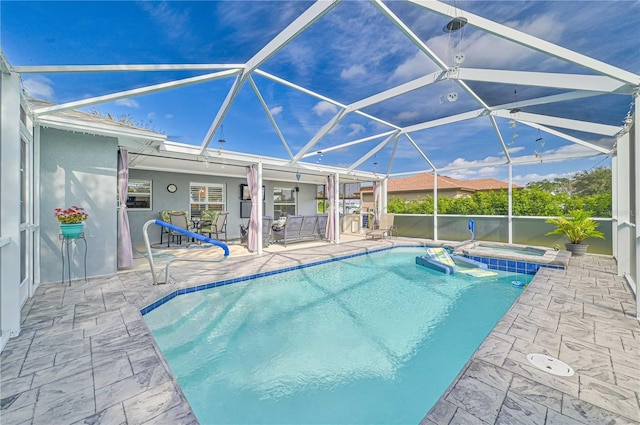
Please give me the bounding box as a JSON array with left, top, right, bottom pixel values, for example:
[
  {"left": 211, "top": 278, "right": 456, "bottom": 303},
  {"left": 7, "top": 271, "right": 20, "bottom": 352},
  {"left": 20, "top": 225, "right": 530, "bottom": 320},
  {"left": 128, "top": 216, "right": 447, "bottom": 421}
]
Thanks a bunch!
[{"left": 54, "top": 206, "right": 88, "bottom": 224}]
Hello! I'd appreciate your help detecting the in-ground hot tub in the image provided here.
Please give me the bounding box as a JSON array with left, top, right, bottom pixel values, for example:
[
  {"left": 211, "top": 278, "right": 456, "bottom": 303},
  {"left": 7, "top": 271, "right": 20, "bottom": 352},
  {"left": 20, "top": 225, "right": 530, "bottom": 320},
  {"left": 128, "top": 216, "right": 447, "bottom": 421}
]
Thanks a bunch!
[{"left": 452, "top": 241, "right": 571, "bottom": 271}]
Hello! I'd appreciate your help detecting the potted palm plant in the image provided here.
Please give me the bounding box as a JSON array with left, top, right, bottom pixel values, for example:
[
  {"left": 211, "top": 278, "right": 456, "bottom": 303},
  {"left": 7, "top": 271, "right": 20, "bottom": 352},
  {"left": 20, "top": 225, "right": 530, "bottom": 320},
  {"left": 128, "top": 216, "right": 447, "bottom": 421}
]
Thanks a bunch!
[{"left": 545, "top": 209, "right": 604, "bottom": 256}]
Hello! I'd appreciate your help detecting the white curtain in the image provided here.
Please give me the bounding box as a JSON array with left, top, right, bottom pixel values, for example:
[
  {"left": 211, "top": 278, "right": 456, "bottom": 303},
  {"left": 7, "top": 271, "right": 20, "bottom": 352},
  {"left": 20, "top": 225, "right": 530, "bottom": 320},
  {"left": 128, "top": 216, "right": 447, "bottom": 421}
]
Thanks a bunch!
[
  {"left": 372, "top": 180, "right": 380, "bottom": 229},
  {"left": 325, "top": 174, "right": 336, "bottom": 242},
  {"left": 246, "top": 164, "right": 259, "bottom": 252},
  {"left": 117, "top": 149, "right": 134, "bottom": 268}
]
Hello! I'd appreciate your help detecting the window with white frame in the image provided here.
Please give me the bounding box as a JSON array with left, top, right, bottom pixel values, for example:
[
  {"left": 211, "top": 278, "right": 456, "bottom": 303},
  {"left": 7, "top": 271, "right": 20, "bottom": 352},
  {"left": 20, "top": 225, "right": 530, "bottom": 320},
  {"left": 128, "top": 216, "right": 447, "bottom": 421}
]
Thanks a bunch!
[
  {"left": 190, "top": 182, "right": 225, "bottom": 216},
  {"left": 273, "top": 187, "right": 296, "bottom": 219},
  {"left": 126, "top": 179, "right": 152, "bottom": 210}
]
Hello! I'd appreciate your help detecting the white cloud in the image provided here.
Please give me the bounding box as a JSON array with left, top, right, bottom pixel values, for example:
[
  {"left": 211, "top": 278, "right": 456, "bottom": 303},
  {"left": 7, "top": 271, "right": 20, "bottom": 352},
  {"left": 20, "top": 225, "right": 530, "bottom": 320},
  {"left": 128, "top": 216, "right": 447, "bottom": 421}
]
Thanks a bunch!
[
  {"left": 147, "top": 112, "right": 156, "bottom": 119},
  {"left": 395, "top": 111, "right": 420, "bottom": 122},
  {"left": 389, "top": 51, "right": 437, "bottom": 82},
  {"left": 165, "top": 114, "right": 173, "bottom": 119},
  {"left": 347, "top": 123, "right": 365, "bottom": 137},
  {"left": 506, "top": 146, "right": 525, "bottom": 154},
  {"left": 270, "top": 105, "right": 283, "bottom": 116},
  {"left": 23, "top": 76, "right": 54, "bottom": 100},
  {"left": 512, "top": 171, "right": 572, "bottom": 186},
  {"left": 116, "top": 99, "right": 139, "bottom": 108},
  {"left": 141, "top": 1, "right": 191, "bottom": 40},
  {"left": 313, "top": 101, "right": 338, "bottom": 116},
  {"left": 340, "top": 64, "right": 367, "bottom": 80}
]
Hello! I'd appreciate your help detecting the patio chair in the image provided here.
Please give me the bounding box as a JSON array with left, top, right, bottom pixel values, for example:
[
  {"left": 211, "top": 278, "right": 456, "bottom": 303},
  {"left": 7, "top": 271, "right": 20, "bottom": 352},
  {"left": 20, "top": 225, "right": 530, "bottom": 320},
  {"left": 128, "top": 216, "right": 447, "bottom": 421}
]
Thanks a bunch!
[
  {"left": 200, "top": 210, "right": 228, "bottom": 242},
  {"left": 365, "top": 213, "right": 395, "bottom": 240},
  {"left": 240, "top": 216, "right": 273, "bottom": 249},
  {"left": 167, "top": 211, "right": 193, "bottom": 246},
  {"left": 160, "top": 210, "right": 194, "bottom": 246}
]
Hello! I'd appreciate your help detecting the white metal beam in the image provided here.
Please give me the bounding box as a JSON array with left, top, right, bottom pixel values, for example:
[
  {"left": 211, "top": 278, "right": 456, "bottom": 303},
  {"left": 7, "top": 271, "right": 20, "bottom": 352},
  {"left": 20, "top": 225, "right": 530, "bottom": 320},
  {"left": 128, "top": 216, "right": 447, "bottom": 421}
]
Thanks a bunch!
[
  {"left": 371, "top": 0, "right": 448, "bottom": 70},
  {"left": 403, "top": 109, "right": 486, "bottom": 133},
  {"left": 301, "top": 130, "right": 396, "bottom": 158},
  {"left": 248, "top": 76, "right": 294, "bottom": 160},
  {"left": 347, "top": 132, "right": 399, "bottom": 172},
  {"left": 455, "top": 68, "right": 633, "bottom": 94},
  {"left": 404, "top": 133, "right": 437, "bottom": 170},
  {"left": 347, "top": 71, "right": 446, "bottom": 111},
  {"left": 386, "top": 138, "right": 400, "bottom": 177},
  {"left": 492, "top": 90, "right": 610, "bottom": 112},
  {"left": 14, "top": 64, "right": 244, "bottom": 73},
  {"left": 372, "top": 0, "right": 492, "bottom": 110},
  {"left": 255, "top": 69, "right": 346, "bottom": 108},
  {"left": 34, "top": 69, "right": 240, "bottom": 116},
  {"left": 199, "top": 75, "right": 245, "bottom": 153},
  {"left": 290, "top": 108, "right": 349, "bottom": 165},
  {"left": 243, "top": 0, "right": 341, "bottom": 76},
  {"left": 409, "top": 0, "right": 640, "bottom": 85},
  {"left": 493, "top": 110, "right": 621, "bottom": 137},
  {"left": 516, "top": 120, "right": 612, "bottom": 154},
  {"left": 489, "top": 115, "right": 512, "bottom": 162}
]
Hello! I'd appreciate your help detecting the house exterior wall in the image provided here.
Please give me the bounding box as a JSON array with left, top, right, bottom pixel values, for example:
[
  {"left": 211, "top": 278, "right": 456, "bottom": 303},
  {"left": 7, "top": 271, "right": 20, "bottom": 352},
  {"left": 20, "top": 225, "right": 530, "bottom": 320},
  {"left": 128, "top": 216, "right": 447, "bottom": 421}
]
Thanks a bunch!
[
  {"left": 39, "top": 128, "right": 118, "bottom": 283},
  {"left": 127, "top": 169, "right": 318, "bottom": 245}
]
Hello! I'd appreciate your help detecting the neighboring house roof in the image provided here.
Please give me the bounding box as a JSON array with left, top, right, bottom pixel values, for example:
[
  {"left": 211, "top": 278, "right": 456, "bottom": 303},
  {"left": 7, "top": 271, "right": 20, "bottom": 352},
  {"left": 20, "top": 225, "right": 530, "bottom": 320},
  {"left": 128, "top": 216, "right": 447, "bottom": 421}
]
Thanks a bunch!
[
  {"left": 462, "top": 178, "right": 515, "bottom": 191},
  {"left": 360, "top": 173, "right": 519, "bottom": 194}
]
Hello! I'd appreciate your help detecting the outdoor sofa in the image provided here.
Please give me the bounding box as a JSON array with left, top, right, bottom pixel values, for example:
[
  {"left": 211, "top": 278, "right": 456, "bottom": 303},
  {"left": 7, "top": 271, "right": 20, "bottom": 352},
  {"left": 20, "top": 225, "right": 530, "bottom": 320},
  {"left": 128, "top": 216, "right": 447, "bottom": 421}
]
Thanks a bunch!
[{"left": 272, "top": 214, "right": 327, "bottom": 246}]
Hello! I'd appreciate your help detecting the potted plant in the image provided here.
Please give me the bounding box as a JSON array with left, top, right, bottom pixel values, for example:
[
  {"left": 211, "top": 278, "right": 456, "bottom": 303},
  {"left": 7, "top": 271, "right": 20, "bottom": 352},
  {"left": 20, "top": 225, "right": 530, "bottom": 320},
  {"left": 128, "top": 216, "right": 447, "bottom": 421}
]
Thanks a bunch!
[
  {"left": 545, "top": 209, "right": 604, "bottom": 256},
  {"left": 55, "top": 206, "right": 89, "bottom": 239}
]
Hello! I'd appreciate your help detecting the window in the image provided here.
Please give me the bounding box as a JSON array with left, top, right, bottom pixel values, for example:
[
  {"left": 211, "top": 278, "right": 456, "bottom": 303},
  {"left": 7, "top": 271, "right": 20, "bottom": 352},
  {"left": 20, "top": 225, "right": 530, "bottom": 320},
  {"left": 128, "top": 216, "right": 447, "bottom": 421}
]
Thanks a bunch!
[
  {"left": 316, "top": 183, "right": 361, "bottom": 214},
  {"left": 273, "top": 187, "right": 296, "bottom": 219},
  {"left": 126, "top": 180, "right": 152, "bottom": 210},
  {"left": 190, "top": 183, "right": 225, "bottom": 216},
  {"left": 316, "top": 184, "right": 328, "bottom": 213}
]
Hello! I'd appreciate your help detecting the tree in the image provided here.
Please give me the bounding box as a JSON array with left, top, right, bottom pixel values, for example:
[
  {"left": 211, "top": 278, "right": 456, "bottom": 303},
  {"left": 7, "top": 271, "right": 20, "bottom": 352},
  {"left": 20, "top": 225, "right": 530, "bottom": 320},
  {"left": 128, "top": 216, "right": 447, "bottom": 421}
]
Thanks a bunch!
[{"left": 572, "top": 167, "right": 611, "bottom": 197}]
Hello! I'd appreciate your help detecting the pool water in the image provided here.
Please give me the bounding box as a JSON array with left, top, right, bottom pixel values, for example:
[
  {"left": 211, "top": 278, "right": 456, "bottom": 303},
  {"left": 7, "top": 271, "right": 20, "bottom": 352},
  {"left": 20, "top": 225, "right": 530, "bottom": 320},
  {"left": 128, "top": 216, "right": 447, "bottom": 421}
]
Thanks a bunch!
[{"left": 144, "top": 247, "right": 531, "bottom": 424}]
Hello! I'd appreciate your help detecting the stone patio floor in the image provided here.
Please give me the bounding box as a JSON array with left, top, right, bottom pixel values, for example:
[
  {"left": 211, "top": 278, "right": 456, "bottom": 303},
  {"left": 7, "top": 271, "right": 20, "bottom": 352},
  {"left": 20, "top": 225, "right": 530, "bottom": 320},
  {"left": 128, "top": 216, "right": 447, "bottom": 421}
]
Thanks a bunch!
[{"left": 1, "top": 238, "right": 638, "bottom": 424}]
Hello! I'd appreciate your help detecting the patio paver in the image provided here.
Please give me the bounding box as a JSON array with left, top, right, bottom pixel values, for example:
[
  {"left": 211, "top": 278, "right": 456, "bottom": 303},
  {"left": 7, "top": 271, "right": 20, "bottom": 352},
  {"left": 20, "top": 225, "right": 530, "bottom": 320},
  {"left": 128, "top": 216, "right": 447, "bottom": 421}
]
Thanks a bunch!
[{"left": 1, "top": 239, "right": 639, "bottom": 424}]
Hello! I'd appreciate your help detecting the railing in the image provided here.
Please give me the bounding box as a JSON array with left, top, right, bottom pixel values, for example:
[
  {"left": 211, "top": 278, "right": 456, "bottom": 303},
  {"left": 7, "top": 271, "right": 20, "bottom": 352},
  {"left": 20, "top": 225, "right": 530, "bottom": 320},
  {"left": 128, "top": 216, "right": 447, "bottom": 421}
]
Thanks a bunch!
[
  {"left": 143, "top": 220, "right": 229, "bottom": 285},
  {"left": 387, "top": 214, "right": 614, "bottom": 255}
]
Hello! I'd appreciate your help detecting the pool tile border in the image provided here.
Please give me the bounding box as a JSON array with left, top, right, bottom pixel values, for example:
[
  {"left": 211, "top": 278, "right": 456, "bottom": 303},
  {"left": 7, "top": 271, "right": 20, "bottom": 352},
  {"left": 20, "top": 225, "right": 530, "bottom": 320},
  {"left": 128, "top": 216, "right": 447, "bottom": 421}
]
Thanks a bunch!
[
  {"left": 464, "top": 254, "right": 565, "bottom": 275},
  {"left": 140, "top": 244, "right": 421, "bottom": 315},
  {"left": 140, "top": 245, "right": 568, "bottom": 316}
]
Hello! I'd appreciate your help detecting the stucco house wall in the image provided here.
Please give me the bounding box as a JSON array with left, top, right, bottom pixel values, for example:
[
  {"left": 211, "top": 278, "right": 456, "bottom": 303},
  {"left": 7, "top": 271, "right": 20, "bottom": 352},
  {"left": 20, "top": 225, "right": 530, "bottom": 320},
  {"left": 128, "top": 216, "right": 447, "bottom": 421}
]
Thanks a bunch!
[
  {"left": 39, "top": 128, "right": 119, "bottom": 283},
  {"left": 127, "top": 169, "right": 318, "bottom": 246}
]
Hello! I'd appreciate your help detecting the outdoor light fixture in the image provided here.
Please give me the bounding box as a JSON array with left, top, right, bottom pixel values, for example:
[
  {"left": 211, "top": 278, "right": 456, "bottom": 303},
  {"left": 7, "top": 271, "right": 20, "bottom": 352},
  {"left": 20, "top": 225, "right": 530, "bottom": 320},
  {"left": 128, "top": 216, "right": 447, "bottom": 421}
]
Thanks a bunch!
[
  {"left": 509, "top": 108, "right": 522, "bottom": 114},
  {"left": 443, "top": 17, "right": 467, "bottom": 32},
  {"left": 296, "top": 170, "right": 301, "bottom": 181},
  {"left": 217, "top": 124, "right": 226, "bottom": 145}
]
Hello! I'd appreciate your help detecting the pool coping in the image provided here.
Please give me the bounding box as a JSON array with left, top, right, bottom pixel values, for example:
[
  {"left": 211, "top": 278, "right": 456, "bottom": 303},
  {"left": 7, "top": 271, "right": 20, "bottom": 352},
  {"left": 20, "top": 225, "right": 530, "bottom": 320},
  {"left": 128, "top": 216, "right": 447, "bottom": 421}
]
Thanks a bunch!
[
  {"left": 140, "top": 242, "right": 565, "bottom": 315},
  {"left": 454, "top": 240, "right": 571, "bottom": 268},
  {"left": 2, "top": 239, "right": 637, "bottom": 425}
]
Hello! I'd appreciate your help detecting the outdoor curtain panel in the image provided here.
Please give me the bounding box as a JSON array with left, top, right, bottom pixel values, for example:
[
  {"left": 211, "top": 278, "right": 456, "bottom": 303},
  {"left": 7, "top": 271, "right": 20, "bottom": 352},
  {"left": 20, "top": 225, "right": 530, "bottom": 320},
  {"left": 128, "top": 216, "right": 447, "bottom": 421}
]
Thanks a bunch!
[
  {"left": 246, "top": 164, "right": 259, "bottom": 252},
  {"left": 372, "top": 180, "right": 380, "bottom": 230},
  {"left": 326, "top": 174, "right": 336, "bottom": 242},
  {"left": 117, "top": 149, "right": 134, "bottom": 268}
]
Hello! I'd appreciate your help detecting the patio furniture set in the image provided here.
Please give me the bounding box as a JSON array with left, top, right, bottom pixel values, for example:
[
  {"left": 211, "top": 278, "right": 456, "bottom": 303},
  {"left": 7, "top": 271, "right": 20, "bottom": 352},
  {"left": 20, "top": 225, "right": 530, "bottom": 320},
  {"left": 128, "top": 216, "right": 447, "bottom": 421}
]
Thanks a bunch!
[{"left": 160, "top": 210, "right": 228, "bottom": 246}]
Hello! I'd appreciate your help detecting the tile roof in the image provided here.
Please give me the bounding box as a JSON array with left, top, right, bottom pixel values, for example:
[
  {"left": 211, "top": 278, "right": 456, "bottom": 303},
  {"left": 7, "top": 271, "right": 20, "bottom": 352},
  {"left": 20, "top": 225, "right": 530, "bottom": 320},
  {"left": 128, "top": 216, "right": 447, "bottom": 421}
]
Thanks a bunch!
[{"left": 361, "top": 173, "right": 519, "bottom": 193}]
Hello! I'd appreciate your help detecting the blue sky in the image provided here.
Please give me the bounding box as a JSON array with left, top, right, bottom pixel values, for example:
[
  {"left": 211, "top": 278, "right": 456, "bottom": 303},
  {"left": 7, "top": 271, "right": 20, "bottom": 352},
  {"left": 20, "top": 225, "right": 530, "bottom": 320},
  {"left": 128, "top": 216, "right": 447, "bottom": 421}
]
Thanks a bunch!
[{"left": 2, "top": 1, "right": 638, "bottom": 184}]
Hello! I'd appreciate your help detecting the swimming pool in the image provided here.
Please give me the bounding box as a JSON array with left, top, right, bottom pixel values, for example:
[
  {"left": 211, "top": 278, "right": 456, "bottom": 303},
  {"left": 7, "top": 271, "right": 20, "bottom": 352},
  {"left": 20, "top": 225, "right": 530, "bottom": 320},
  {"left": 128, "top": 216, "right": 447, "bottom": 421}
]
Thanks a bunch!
[{"left": 144, "top": 247, "right": 531, "bottom": 424}]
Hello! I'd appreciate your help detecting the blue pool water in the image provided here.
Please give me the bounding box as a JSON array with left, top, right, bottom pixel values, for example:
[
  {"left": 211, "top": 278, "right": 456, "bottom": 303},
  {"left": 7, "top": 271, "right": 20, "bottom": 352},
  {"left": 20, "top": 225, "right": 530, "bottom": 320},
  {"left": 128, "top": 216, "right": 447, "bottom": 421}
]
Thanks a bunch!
[{"left": 144, "top": 247, "right": 531, "bottom": 424}]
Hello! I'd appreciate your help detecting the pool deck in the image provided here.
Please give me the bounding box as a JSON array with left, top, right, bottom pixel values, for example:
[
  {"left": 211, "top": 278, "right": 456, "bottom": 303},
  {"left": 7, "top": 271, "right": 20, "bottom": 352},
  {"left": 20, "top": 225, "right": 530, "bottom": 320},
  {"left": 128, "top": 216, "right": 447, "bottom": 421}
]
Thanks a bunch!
[{"left": 1, "top": 238, "right": 638, "bottom": 424}]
